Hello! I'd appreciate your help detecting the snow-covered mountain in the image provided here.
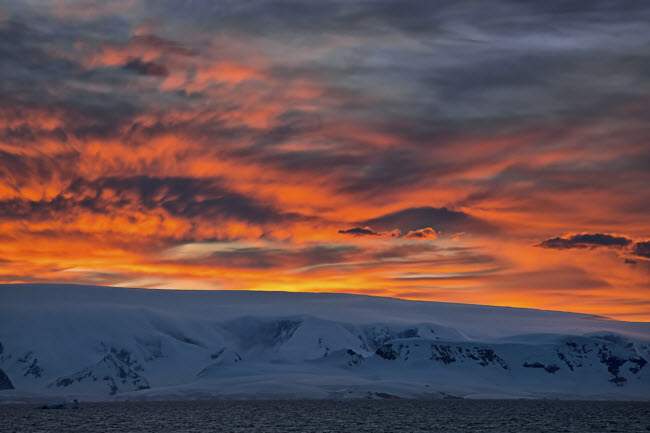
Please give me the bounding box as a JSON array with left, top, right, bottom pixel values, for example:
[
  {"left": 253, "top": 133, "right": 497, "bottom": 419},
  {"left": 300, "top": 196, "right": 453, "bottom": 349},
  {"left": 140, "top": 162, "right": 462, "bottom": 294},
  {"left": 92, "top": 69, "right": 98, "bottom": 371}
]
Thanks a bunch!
[{"left": 1, "top": 284, "right": 649, "bottom": 401}]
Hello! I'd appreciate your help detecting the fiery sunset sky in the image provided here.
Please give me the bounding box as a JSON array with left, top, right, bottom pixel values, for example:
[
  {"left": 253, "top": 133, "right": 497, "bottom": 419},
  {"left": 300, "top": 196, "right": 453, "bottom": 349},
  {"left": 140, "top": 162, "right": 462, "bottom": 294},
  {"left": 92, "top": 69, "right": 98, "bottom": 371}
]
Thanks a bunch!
[{"left": 1, "top": 1, "right": 649, "bottom": 320}]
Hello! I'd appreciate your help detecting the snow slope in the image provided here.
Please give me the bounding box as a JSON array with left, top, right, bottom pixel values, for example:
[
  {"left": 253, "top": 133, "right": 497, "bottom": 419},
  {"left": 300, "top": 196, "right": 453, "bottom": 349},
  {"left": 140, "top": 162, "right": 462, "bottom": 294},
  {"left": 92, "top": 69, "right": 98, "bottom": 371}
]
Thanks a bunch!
[{"left": 0, "top": 284, "right": 648, "bottom": 401}]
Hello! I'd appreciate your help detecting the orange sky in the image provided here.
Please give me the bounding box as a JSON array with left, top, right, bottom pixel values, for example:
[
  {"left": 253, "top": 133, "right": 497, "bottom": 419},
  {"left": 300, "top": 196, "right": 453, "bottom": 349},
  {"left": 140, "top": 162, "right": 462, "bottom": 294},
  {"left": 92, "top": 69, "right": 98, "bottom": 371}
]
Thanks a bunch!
[{"left": 0, "top": 1, "right": 649, "bottom": 320}]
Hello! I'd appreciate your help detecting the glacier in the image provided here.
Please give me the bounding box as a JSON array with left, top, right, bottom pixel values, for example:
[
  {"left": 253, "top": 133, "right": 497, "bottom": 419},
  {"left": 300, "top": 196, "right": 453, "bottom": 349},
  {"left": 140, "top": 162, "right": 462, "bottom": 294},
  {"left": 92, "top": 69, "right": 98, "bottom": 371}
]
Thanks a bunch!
[{"left": 0, "top": 284, "right": 648, "bottom": 401}]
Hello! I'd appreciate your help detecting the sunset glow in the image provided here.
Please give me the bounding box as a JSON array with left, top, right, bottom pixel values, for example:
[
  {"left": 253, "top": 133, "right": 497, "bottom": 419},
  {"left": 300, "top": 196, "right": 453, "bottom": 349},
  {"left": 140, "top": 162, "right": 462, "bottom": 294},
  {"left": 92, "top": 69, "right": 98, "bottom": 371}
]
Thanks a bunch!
[{"left": 1, "top": 1, "right": 649, "bottom": 320}]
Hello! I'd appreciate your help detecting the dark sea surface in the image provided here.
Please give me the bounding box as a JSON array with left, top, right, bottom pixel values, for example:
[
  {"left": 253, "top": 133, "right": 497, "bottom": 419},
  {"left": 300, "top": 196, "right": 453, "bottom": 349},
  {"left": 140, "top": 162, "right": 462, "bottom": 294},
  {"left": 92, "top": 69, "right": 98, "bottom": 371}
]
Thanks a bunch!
[{"left": 1, "top": 399, "right": 649, "bottom": 433}]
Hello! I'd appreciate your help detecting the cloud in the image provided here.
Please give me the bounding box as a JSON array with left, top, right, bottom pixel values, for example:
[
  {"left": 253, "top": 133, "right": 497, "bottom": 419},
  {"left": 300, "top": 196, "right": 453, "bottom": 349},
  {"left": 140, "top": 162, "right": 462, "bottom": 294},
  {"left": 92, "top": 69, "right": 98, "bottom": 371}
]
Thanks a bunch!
[
  {"left": 404, "top": 227, "right": 437, "bottom": 240},
  {"left": 123, "top": 58, "right": 169, "bottom": 77},
  {"left": 338, "top": 227, "right": 379, "bottom": 236},
  {"left": 0, "top": 0, "right": 649, "bottom": 319},
  {"left": 196, "top": 243, "right": 360, "bottom": 270},
  {"left": 537, "top": 233, "right": 650, "bottom": 262},
  {"left": 537, "top": 233, "right": 632, "bottom": 250},
  {"left": 126, "top": 35, "right": 196, "bottom": 57},
  {"left": 631, "top": 241, "right": 650, "bottom": 259},
  {"left": 0, "top": 176, "right": 313, "bottom": 245},
  {"left": 361, "top": 207, "right": 495, "bottom": 235},
  {"left": 64, "top": 176, "right": 304, "bottom": 224}
]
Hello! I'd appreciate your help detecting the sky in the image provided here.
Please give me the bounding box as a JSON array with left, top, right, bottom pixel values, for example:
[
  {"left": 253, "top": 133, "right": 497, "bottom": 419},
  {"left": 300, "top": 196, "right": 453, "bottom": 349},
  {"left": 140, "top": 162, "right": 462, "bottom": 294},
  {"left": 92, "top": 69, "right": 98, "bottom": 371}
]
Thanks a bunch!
[{"left": 0, "top": 0, "right": 649, "bottom": 320}]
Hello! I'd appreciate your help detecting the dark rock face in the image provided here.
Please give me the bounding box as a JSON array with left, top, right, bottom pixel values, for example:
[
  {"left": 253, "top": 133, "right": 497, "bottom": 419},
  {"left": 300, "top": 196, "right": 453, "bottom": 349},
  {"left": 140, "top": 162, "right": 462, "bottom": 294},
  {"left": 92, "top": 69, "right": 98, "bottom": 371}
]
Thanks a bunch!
[
  {"left": 110, "top": 347, "right": 143, "bottom": 372},
  {"left": 375, "top": 345, "right": 400, "bottom": 360},
  {"left": 361, "top": 326, "right": 423, "bottom": 351},
  {"left": 345, "top": 349, "right": 364, "bottom": 366},
  {"left": 429, "top": 345, "right": 509, "bottom": 370},
  {"left": 430, "top": 345, "right": 457, "bottom": 364},
  {"left": 472, "top": 348, "right": 509, "bottom": 370},
  {"left": 53, "top": 347, "right": 149, "bottom": 395},
  {"left": 210, "top": 348, "right": 225, "bottom": 360},
  {"left": 18, "top": 351, "right": 44, "bottom": 378},
  {"left": 363, "top": 327, "right": 399, "bottom": 350},
  {"left": 629, "top": 357, "right": 647, "bottom": 374},
  {"left": 556, "top": 351, "right": 574, "bottom": 371},
  {"left": 209, "top": 348, "right": 241, "bottom": 363},
  {"left": 372, "top": 336, "right": 650, "bottom": 386},
  {"left": 550, "top": 337, "right": 649, "bottom": 387},
  {"left": 0, "top": 341, "right": 8, "bottom": 362},
  {"left": 0, "top": 368, "right": 14, "bottom": 390},
  {"left": 523, "top": 362, "right": 560, "bottom": 374},
  {"left": 197, "top": 348, "right": 243, "bottom": 376},
  {"left": 375, "top": 341, "right": 510, "bottom": 370},
  {"left": 598, "top": 347, "right": 628, "bottom": 386},
  {"left": 553, "top": 338, "right": 649, "bottom": 386},
  {"left": 24, "top": 359, "right": 44, "bottom": 378}
]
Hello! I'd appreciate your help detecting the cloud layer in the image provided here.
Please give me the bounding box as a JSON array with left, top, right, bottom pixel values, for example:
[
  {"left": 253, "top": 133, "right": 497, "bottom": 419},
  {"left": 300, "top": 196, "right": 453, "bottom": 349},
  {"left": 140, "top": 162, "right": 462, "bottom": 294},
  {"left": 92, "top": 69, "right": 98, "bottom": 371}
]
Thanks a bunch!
[{"left": 0, "top": 0, "right": 649, "bottom": 319}]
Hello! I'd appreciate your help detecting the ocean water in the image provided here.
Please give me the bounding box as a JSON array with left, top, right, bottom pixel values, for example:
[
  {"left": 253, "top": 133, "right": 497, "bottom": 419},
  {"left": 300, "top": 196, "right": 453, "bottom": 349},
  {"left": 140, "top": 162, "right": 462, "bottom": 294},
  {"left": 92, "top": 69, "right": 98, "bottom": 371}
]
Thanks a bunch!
[{"left": 1, "top": 399, "right": 649, "bottom": 433}]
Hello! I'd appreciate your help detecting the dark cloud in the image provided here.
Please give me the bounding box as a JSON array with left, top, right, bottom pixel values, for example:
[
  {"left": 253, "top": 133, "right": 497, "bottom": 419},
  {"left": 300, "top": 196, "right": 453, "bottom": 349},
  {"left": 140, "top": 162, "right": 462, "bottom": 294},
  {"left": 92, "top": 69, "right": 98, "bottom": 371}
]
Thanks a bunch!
[
  {"left": 337, "top": 149, "right": 430, "bottom": 194},
  {"left": 0, "top": 124, "right": 67, "bottom": 144},
  {"left": 127, "top": 34, "right": 195, "bottom": 57},
  {"left": 631, "top": 241, "right": 650, "bottom": 259},
  {"left": 0, "top": 17, "right": 128, "bottom": 100},
  {"left": 5, "top": 0, "right": 650, "bottom": 141},
  {"left": 79, "top": 176, "right": 312, "bottom": 224},
  {"left": 338, "top": 227, "right": 379, "bottom": 236},
  {"left": 123, "top": 58, "right": 169, "bottom": 77},
  {"left": 0, "top": 20, "right": 79, "bottom": 99},
  {"left": 240, "top": 144, "right": 431, "bottom": 200},
  {"left": 251, "top": 110, "right": 324, "bottom": 148},
  {"left": 0, "top": 148, "right": 80, "bottom": 193},
  {"left": 0, "top": 20, "right": 179, "bottom": 143},
  {"left": 0, "top": 196, "right": 69, "bottom": 221},
  {"left": 537, "top": 234, "right": 650, "bottom": 262},
  {"left": 0, "top": 176, "right": 307, "bottom": 226},
  {"left": 537, "top": 233, "right": 633, "bottom": 250},
  {"left": 192, "top": 0, "right": 650, "bottom": 135},
  {"left": 361, "top": 207, "right": 494, "bottom": 235}
]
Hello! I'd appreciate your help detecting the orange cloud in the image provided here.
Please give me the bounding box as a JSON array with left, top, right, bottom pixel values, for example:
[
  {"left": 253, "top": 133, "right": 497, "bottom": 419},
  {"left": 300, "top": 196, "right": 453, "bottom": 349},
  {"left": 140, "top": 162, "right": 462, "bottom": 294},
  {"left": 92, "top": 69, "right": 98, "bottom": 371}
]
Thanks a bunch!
[
  {"left": 1, "top": 3, "right": 649, "bottom": 322},
  {"left": 404, "top": 228, "right": 437, "bottom": 240}
]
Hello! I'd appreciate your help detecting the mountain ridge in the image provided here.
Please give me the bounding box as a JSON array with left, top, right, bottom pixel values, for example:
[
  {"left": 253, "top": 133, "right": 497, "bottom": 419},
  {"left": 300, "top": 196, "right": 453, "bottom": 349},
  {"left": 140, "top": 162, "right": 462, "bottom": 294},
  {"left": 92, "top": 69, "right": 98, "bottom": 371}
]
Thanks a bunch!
[{"left": 1, "top": 284, "right": 649, "bottom": 401}]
